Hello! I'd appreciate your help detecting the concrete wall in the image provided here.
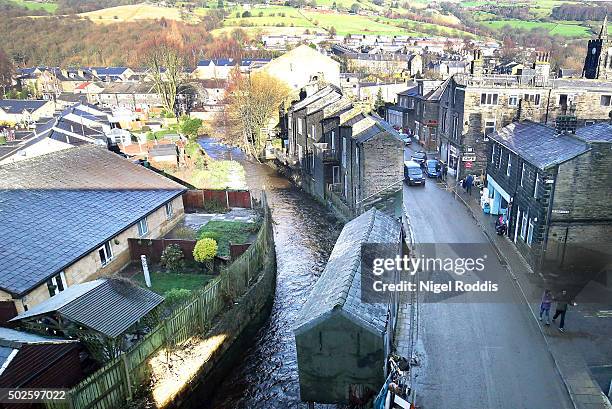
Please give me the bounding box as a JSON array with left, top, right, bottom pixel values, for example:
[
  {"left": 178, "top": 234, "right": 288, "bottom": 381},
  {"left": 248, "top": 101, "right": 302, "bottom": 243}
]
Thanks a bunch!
[
  {"left": 2, "top": 195, "right": 184, "bottom": 313},
  {"left": 295, "top": 313, "right": 385, "bottom": 404}
]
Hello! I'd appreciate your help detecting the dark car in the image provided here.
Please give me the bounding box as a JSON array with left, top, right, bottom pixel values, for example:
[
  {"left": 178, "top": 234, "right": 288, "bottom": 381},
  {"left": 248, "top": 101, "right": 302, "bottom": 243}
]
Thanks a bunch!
[
  {"left": 412, "top": 150, "right": 427, "bottom": 165},
  {"left": 425, "top": 159, "right": 439, "bottom": 178},
  {"left": 404, "top": 160, "right": 425, "bottom": 186}
]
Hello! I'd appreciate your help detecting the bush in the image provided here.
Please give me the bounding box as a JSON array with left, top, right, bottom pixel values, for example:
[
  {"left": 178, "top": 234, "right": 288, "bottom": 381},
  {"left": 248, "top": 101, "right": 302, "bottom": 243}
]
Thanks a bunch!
[
  {"left": 160, "top": 244, "right": 185, "bottom": 273},
  {"left": 0, "top": 135, "right": 6, "bottom": 145},
  {"left": 193, "top": 238, "right": 218, "bottom": 263},
  {"left": 180, "top": 117, "right": 203, "bottom": 140},
  {"left": 241, "top": 10, "right": 251, "bottom": 17},
  {"left": 164, "top": 288, "right": 192, "bottom": 310}
]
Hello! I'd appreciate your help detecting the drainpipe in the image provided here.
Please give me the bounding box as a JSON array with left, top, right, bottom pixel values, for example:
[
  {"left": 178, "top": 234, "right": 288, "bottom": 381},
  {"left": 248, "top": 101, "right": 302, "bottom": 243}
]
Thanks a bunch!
[{"left": 544, "top": 88, "right": 552, "bottom": 125}]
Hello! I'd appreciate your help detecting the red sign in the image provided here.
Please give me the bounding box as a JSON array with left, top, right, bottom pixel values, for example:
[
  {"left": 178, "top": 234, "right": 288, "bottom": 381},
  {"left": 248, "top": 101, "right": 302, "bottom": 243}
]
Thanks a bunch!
[{"left": 465, "top": 161, "right": 473, "bottom": 169}]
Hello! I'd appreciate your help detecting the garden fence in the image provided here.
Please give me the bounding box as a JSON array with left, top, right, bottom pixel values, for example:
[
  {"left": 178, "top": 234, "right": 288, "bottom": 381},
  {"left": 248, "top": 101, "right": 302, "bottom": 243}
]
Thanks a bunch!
[{"left": 45, "top": 192, "right": 273, "bottom": 409}]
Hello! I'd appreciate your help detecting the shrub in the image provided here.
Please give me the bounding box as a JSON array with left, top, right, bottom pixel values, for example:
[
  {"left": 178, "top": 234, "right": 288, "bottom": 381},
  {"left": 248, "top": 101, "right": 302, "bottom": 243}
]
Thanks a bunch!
[
  {"left": 0, "top": 135, "right": 6, "bottom": 145},
  {"left": 241, "top": 10, "right": 251, "bottom": 17},
  {"left": 160, "top": 244, "right": 185, "bottom": 273},
  {"left": 164, "top": 288, "right": 192, "bottom": 310},
  {"left": 193, "top": 238, "right": 218, "bottom": 263}
]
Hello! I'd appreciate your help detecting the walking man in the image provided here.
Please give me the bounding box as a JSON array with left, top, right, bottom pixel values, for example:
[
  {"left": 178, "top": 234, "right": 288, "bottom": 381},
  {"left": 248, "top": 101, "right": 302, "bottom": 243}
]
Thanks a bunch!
[
  {"left": 442, "top": 162, "right": 448, "bottom": 181},
  {"left": 553, "top": 290, "right": 573, "bottom": 332},
  {"left": 466, "top": 174, "right": 474, "bottom": 196}
]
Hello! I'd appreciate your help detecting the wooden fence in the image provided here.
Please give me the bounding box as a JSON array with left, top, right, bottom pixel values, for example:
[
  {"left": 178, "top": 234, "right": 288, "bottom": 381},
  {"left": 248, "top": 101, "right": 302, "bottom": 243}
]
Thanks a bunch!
[
  {"left": 182, "top": 189, "right": 252, "bottom": 212},
  {"left": 45, "top": 193, "right": 273, "bottom": 409}
]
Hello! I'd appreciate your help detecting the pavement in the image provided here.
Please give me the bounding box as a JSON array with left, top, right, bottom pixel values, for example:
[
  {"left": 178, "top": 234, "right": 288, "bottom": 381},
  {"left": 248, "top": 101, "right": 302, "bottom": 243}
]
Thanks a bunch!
[{"left": 399, "top": 142, "right": 612, "bottom": 409}]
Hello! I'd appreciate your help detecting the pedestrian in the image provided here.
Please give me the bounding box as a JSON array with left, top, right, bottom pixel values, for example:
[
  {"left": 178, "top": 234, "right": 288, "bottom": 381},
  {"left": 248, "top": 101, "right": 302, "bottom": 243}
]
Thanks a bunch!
[
  {"left": 552, "top": 290, "right": 573, "bottom": 332},
  {"left": 442, "top": 163, "right": 448, "bottom": 181},
  {"left": 466, "top": 174, "right": 474, "bottom": 196},
  {"left": 539, "top": 289, "right": 553, "bottom": 325}
]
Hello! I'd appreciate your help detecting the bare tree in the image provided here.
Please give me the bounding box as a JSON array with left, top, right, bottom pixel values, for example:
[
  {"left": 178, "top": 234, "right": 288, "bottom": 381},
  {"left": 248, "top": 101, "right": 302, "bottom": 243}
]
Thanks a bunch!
[
  {"left": 0, "top": 48, "right": 14, "bottom": 97},
  {"left": 141, "top": 38, "right": 185, "bottom": 117},
  {"left": 218, "top": 69, "right": 291, "bottom": 159}
]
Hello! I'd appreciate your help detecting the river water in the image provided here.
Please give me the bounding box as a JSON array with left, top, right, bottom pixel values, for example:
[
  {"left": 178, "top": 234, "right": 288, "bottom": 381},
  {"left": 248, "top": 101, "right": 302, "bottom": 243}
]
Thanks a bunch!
[{"left": 198, "top": 138, "right": 341, "bottom": 409}]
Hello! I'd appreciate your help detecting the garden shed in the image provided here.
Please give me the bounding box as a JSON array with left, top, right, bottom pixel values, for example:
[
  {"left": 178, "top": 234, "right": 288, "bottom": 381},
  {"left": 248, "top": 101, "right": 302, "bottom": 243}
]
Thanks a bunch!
[{"left": 293, "top": 208, "right": 402, "bottom": 405}]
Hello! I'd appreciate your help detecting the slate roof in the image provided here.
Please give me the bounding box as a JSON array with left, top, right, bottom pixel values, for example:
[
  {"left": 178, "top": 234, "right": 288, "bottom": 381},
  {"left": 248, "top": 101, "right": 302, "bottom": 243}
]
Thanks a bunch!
[
  {"left": 490, "top": 121, "right": 590, "bottom": 170},
  {"left": 574, "top": 123, "right": 612, "bottom": 143},
  {"left": 0, "top": 100, "right": 49, "bottom": 114},
  {"left": 90, "top": 67, "right": 129, "bottom": 76},
  {"left": 0, "top": 146, "right": 186, "bottom": 296},
  {"left": 149, "top": 143, "right": 178, "bottom": 156},
  {"left": 292, "top": 86, "right": 338, "bottom": 111},
  {"left": 294, "top": 209, "right": 401, "bottom": 336},
  {"left": 12, "top": 279, "right": 164, "bottom": 338}
]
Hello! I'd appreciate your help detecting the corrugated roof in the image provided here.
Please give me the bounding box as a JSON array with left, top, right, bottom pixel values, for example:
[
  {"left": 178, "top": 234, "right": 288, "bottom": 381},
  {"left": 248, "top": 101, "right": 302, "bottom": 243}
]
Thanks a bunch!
[
  {"left": 490, "top": 121, "right": 590, "bottom": 170},
  {"left": 12, "top": 279, "right": 164, "bottom": 338},
  {"left": 0, "top": 146, "right": 186, "bottom": 296},
  {"left": 294, "top": 209, "right": 401, "bottom": 336}
]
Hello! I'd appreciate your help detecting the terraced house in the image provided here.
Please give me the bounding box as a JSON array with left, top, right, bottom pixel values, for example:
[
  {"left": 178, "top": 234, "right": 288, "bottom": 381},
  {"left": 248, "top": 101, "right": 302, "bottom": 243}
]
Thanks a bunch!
[
  {"left": 400, "top": 24, "right": 612, "bottom": 180},
  {"left": 0, "top": 146, "right": 186, "bottom": 318},
  {"left": 282, "top": 85, "right": 403, "bottom": 217},
  {"left": 486, "top": 121, "right": 612, "bottom": 274}
]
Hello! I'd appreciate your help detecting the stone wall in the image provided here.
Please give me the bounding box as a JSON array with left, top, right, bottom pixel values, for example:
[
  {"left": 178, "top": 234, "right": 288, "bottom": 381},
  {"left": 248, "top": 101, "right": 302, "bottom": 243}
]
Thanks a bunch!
[{"left": 362, "top": 133, "right": 404, "bottom": 200}]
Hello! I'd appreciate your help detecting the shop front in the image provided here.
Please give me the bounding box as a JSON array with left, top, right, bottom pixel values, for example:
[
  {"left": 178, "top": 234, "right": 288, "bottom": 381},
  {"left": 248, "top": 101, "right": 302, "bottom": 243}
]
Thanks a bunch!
[{"left": 485, "top": 174, "right": 512, "bottom": 216}]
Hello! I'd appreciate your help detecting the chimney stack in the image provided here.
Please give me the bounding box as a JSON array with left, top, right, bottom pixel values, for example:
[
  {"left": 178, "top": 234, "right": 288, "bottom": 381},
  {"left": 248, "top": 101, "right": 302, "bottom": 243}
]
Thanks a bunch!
[
  {"left": 470, "top": 49, "right": 483, "bottom": 76},
  {"left": 555, "top": 115, "right": 578, "bottom": 134},
  {"left": 534, "top": 51, "right": 551, "bottom": 82}
]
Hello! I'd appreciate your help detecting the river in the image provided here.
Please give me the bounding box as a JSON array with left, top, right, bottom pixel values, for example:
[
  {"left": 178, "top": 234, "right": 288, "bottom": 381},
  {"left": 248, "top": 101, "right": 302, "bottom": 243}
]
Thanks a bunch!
[{"left": 198, "top": 138, "right": 341, "bottom": 409}]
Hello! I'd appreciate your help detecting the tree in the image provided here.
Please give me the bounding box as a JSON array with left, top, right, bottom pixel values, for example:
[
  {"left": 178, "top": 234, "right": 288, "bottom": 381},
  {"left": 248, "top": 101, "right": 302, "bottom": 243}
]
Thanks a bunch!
[
  {"left": 193, "top": 238, "right": 218, "bottom": 273},
  {"left": 0, "top": 48, "right": 13, "bottom": 97},
  {"left": 141, "top": 37, "right": 186, "bottom": 118},
  {"left": 328, "top": 26, "right": 337, "bottom": 37},
  {"left": 350, "top": 3, "right": 360, "bottom": 13},
  {"left": 374, "top": 88, "right": 385, "bottom": 111},
  {"left": 180, "top": 116, "right": 203, "bottom": 140},
  {"left": 218, "top": 69, "right": 291, "bottom": 159}
]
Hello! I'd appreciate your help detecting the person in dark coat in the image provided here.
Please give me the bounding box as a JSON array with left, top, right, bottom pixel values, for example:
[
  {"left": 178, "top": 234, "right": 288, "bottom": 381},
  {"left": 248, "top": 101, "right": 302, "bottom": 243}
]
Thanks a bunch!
[
  {"left": 553, "top": 289, "right": 574, "bottom": 332},
  {"left": 465, "top": 174, "right": 474, "bottom": 196}
]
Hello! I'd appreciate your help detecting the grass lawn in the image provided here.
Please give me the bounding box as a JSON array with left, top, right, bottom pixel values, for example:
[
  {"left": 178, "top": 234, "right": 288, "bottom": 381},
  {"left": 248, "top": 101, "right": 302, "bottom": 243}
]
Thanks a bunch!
[
  {"left": 5, "top": 0, "right": 57, "bottom": 12},
  {"left": 197, "top": 220, "right": 260, "bottom": 258},
  {"left": 483, "top": 19, "right": 593, "bottom": 38},
  {"left": 78, "top": 4, "right": 186, "bottom": 23},
  {"left": 134, "top": 271, "right": 214, "bottom": 295}
]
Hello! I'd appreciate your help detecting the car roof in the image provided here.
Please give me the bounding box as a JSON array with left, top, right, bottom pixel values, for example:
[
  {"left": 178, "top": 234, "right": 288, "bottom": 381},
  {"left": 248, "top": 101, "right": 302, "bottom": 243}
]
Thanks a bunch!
[{"left": 404, "top": 160, "right": 421, "bottom": 167}]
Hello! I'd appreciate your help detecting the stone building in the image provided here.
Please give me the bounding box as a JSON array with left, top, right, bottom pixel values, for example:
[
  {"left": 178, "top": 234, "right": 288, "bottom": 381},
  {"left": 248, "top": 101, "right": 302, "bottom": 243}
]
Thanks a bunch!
[
  {"left": 486, "top": 121, "right": 612, "bottom": 274},
  {"left": 583, "top": 15, "right": 612, "bottom": 80},
  {"left": 436, "top": 40, "right": 612, "bottom": 179},
  {"left": 282, "top": 85, "right": 403, "bottom": 217},
  {"left": 0, "top": 146, "right": 186, "bottom": 314}
]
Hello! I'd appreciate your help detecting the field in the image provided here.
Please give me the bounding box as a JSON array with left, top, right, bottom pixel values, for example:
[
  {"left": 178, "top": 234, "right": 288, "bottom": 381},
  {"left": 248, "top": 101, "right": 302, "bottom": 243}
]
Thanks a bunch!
[
  {"left": 79, "top": 4, "right": 186, "bottom": 23},
  {"left": 4, "top": 0, "right": 57, "bottom": 12},
  {"left": 483, "top": 19, "right": 593, "bottom": 38}
]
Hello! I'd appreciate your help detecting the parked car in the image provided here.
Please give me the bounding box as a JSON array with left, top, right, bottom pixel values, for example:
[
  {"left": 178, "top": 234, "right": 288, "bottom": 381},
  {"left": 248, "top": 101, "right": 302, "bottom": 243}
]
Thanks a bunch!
[
  {"left": 399, "top": 133, "right": 412, "bottom": 145},
  {"left": 404, "top": 160, "right": 425, "bottom": 186},
  {"left": 412, "top": 150, "right": 427, "bottom": 165},
  {"left": 425, "top": 159, "right": 439, "bottom": 178}
]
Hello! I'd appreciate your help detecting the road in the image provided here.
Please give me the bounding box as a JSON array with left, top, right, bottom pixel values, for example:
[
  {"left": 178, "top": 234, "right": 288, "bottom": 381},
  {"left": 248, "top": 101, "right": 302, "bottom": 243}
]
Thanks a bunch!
[{"left": 403, "top": 146, "right": 574, "bottom": 409}]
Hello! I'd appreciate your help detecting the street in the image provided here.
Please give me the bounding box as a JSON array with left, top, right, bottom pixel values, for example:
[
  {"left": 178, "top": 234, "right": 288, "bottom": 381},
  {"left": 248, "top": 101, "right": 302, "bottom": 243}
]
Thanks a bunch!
[{"left": 402, "top": 145, "right": 574, "bottom": 409}]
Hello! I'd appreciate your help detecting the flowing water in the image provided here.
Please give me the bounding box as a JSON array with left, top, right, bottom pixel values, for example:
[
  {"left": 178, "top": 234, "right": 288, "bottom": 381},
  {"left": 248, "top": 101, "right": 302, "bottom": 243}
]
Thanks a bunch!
[{"left": 198, "top": 138, "right": 341, "bottom": 408}]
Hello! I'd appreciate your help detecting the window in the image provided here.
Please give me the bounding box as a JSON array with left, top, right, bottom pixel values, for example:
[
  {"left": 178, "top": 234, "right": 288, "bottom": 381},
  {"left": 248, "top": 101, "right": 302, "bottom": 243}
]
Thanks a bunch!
[
  {"left": 524, "top": 93, "right": 541, "bottom": 106},
  {"left": 558, "top": 94, "right": 568, "bottom": 106},
  {"left": 452, "top": 116, "right": 459, "bottom": 139},
  {"left": 508, "top": 95, "right": 519, "bottom": 107},
  {"left": 287, "top": 114, "right": 292, "bottom": 129},
  {"left": 527, "top": 219, "right": 535, "bottom": 246},
  {"left": 498, "top": 147, "right": 502, "bottom": 169},
  {"left": 520, "top": 163, "right": 525, "bottom": 187},
  {"left": 355, "top": 147, "right": 359, "bottom": 168},
  {"left": 491, "top": 144, "right": 495, "bottom": 162},
  {"left": 137, "top": 217, "right": 149, "bottom": 237},
  {"left": 311, "top": 124, "right": 315, "bottom": 138},
  {"left": 331, "top": 130, "right": 335, "bottom": 151},
  {"left": 297, "top": 117, "right": 303, "bottom": 134},
  {"left": 98, "top": 241, "right": 114, "bottom": 266},
  {"left": 521, "top": 212, "right": 528, "bottom": 240},
  {"left": 506, "top": 153, "right": 511, "bottom": 176},
  {"left": 533, "top": 173, "right": 539, "bottom": 198},
  {"left": 585, "top": 120, "right": 595, "bottom": 126},
  {"left": 601, "top": 95, "right": 612, "bottom": 106},
  {"left": 47, "top": 271, "right": 67, "bottom": 297},
  {"left": 480, "top": 93, "right": 499, "bottom": 105},
  {"left": 342, "top": 137, "right": 347, "bottom": 168},
  {"left": 484, "top": 120, "right": 495, "bottom": 140},
  {"left": 332, "top": 166, "right": 340, "bottom": 184},
  {"left": 165, "top": 202, "right": 173, "bottom": 219},
  {"left": 441, "top": 108, "right": 447, "bottom": 132}
]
